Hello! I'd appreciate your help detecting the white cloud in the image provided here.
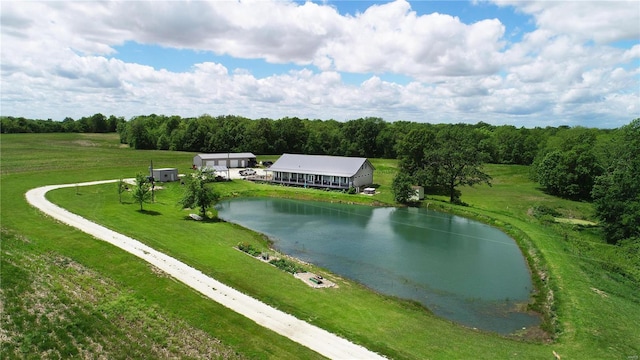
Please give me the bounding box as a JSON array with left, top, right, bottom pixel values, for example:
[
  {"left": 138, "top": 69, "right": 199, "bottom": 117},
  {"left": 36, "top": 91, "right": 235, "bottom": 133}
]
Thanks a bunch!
[
  {"left": 0, "top": 0, "right": 638, "bottom": 128},
  {"left": 494, "top": 0, "right": 640, "bottom": 44},
  {"left": 317, "top": 3, "right": 506, "bottom": 78}
]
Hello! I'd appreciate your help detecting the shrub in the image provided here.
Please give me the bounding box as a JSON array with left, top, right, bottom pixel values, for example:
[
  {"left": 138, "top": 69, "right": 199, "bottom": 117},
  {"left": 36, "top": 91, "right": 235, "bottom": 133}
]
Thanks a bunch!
[
  {"left": 237, "top": 242, "right": 261, "bottom": 257},
  {"left": 532, "top": 205, "right": 561, "bottom": 218},
  {"left": 269, "top": 258, "right": 304, "bottom": 274},
  {"left": 392, "top": 172, "right": 414, "bottom": 204}
]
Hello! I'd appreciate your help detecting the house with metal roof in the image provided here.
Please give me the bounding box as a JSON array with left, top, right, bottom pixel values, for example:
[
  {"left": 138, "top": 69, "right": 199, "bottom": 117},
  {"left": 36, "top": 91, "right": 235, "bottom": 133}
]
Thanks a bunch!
[
  {"left": 193, "top": 153, "right": 257, "bottom": 169},
  {"left": 266, "top": 153, "right": 375, "bottom": 191}
]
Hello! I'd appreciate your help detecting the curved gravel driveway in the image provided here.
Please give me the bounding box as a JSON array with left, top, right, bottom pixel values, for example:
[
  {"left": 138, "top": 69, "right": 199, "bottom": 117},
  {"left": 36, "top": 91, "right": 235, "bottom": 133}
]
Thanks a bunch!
[{"left": 26, "top": 180, "right": 385, "bottom": 360}]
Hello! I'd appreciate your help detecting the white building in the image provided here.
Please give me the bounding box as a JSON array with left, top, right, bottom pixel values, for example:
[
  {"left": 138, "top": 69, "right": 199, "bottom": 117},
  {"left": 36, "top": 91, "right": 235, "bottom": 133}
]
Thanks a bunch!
[
  {"left": 152, "top": 168, "right": 179, "bottom": 182},
  {"left": 267, "top": 154, "right": 375, "bottom": 191},
  {"left": 410, "top": 185, "right": 424, "bottom": 201},
  {"left": 193, "top": 153, "right": 257, "bottom": 169}
]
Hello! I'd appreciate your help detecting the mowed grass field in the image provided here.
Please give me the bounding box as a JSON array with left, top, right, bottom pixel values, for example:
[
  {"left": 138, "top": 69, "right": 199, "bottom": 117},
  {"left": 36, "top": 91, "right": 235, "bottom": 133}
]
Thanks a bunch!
[{"left": 1, "top": 133, "right": 638, "bottom": 359}]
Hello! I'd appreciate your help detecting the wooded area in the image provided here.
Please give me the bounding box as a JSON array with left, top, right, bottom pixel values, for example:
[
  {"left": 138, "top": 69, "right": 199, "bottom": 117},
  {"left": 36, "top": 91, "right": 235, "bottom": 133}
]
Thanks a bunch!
[{"left": 2, "top": 114, "right": 638, "bottom": 246}]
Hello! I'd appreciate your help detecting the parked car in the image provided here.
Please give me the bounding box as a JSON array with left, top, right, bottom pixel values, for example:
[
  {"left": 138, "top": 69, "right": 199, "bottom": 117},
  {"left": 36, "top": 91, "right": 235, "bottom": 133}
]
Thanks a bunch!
[
  {"left": 262, "top": 161, "right": 273, "bottom": 167},
  {"left": 239, "top": 169, "right": 256, "bottom": 176}
]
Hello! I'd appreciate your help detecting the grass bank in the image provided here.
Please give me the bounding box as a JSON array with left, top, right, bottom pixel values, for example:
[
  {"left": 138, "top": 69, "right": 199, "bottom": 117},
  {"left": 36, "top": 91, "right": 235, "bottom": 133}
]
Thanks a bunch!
[{"left": 2, "top": 133, "right": 638, "bottom": 359}]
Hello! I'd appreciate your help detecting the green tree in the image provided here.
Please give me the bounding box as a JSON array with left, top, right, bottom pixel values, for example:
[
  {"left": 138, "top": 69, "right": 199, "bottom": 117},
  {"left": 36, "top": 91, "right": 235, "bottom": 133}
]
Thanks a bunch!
[
  {"left": 304, "top": 119, "right": 343, "bottom": 155},
  {"left": 117, "top": 178, "right": 127, "bottom": 204},
  {"left": 90, "top": 113, "right": 108, "bottom": 133},
  {"left": 62, "top": 117, "right": 79, "bottom": 132},
  {"left": 340, "top": 117, "right": 386, "bottom": 157},
  {"left": 536, "top": 146, "right": 603, "bottom": 200},
  {"left": 131, "top": 173, "right": 152, "bottom": 211},
  {"left": 423, "top": 125, "right": 492, "bottom": 203},
  {"left": 273, "top": 117, "right": 308, "bottom": 154},
  {"left": 179, "top": 170, "right": 221, "bottom": 219},
  {"left": 392, "top": 172, "right": 415, "bottom": 204},
  {"left": 127, "top": 117, "right": 155, "bottom": 149},
  {"left": 246, "top": 118, "right": 276, "bottom": 154},
  {"left": 395, "top": 126, "right": 435, "bottom": 176},
  {"left": 592, "top": 119, "right": 640, "bottom": 244},
  {"left": 182, "top": 117, "right": 209, "bottom": 152}
]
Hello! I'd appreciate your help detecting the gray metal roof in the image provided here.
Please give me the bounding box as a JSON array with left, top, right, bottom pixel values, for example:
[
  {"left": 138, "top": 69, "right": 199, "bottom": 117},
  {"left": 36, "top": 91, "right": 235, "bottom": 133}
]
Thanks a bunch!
[
  {"left": 268, "top": 154, "right": 373, "bottom": 177},
  {"left": 153, "top": 168, "right": 178, "bottom": 171},
  {"left": 153, "top": 168, "right": 177, "bottom": 171},
  {"left": 196, "top": 152, "right": 256, "bottom": 160}
]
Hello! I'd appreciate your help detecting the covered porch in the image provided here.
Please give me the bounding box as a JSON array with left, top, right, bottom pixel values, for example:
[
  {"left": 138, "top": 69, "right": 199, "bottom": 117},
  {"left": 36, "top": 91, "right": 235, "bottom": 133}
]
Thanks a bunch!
[{"left": 270, "top": 171, "right": 352, "bottom": 189}]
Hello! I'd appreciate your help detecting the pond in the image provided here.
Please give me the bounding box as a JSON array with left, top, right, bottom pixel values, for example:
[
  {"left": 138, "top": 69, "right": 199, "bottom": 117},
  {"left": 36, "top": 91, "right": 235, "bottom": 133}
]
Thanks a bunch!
[{"left": 216, "top": 198, "right": 540, "bottom": 334}]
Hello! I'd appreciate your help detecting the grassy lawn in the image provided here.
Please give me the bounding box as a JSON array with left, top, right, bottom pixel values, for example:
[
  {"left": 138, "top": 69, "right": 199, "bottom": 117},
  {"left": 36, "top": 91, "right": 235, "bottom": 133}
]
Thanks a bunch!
[{"left": 2, "top": 133, "right": 638, "bottom": 359}]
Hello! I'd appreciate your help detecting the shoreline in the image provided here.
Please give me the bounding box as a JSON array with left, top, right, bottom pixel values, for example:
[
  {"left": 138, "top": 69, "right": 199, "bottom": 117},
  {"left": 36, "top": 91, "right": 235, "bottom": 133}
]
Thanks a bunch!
[{"left": 220, "top": 192, "right": 552, "bottom": 341}]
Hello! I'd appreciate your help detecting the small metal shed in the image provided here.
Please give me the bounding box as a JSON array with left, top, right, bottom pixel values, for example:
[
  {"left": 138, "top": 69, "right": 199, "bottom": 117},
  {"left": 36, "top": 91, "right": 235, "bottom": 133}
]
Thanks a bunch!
[
  {"left": 410, "top": 185, "right": 424, "bottom": 201},
  {"left": 152, "top": 168, "right": 179, "bottom": 182}
]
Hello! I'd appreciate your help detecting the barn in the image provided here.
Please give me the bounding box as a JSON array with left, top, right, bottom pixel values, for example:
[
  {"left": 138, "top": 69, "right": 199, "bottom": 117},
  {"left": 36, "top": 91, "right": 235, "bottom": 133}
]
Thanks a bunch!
[
  {"left": 193, "top": 153, "right": 257, "bottom": 169},
  {"left": 266, "top": 153, "right": 375, "bottom": 191}
]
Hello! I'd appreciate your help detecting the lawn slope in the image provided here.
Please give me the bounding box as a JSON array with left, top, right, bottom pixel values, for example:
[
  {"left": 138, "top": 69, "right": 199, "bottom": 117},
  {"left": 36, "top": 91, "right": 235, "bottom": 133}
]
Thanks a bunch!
[{"left": 2, "top": 133, "right": 638, "bottom": 359}]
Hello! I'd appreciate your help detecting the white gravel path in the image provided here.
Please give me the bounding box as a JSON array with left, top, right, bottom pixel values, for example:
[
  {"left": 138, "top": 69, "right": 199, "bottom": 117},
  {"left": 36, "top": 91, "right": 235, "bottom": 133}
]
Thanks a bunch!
[{"left": 25, "top": 180, "right": 386, "bottom": 360}]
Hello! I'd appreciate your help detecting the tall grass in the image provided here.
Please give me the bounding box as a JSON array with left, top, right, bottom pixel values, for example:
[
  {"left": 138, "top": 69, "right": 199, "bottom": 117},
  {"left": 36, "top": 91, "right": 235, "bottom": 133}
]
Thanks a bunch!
[{"left": 1, "top": 229, "right": 246, "bottom": 359}]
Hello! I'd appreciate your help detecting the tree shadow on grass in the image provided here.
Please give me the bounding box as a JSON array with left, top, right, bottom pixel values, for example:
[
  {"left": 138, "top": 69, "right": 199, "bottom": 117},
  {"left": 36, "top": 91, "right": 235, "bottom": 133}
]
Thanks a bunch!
[{"left": 137, "top": 209, "right": 162, "bottom": 216}]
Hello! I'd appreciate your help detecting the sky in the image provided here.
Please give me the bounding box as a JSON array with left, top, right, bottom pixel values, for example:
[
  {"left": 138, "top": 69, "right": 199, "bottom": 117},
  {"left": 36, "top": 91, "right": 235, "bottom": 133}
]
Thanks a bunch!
[{"left": 1, "top": 0, "right": 639, "bottom": 128}]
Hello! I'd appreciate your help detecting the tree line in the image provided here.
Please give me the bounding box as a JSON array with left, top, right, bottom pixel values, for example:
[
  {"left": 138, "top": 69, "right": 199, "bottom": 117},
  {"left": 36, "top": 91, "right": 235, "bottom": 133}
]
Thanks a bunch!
[
  {"left": 2, "top": 113, "right": 638, "bottom": 245},
  {"left": 1, "top": 112, "right": 603, "bottom": 167},
  {"left": 2, "top": 114, "right": 125, "bottom": 134},
  {"left": 113, "top": 113, "right": 571, "bottom": 165}
]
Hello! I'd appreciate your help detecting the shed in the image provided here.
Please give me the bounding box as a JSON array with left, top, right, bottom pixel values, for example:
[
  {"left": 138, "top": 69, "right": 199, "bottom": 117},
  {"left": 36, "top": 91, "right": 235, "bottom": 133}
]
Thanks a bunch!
[
  {"left": 152, "top": 168, "right": 179, "bottom": 182},
  {"left": 193, "top": 153, "right": 257, "bottom": 168},
  {"left": 410, "top": 185, "right": 424, "bottom": 201}
]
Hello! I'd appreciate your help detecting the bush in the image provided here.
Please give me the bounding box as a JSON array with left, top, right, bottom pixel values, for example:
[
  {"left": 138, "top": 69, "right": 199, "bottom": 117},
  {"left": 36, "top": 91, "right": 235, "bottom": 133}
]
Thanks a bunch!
[
  {"left": 269, "top": 258, "right": 304, "bottom": 274},
  {"left": 347, "top": 186, "right": 357, "bottom": 194},
  {"left": 237, "top": 242, "right": 261, "bottom": 257},
  {"left": 532, "top": 205, "right": 561, "bottom": 218},
  {"left": 392, "top": 172, "right": 414, "bottom": 204}
]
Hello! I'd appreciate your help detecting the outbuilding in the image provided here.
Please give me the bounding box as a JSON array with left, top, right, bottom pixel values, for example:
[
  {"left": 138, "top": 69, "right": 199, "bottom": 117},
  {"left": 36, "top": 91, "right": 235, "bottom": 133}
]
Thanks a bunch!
[
  {"left": 410, "top": 185, "right": 424, "bottom": 201},
  {"left": 152, "top": 168, "right": 179, "bottom": 182},
  {"left": 266, "top": 153, "right": 375, "bottom": 191},
  {"left": 193, "top": 153, "right": 257, "bottom": 169}
]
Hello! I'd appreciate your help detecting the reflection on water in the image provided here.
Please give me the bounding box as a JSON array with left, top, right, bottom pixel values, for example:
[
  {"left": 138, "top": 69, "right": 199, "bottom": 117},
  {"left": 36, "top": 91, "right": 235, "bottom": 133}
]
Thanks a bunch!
[{"left": 217, "top": 198, "right": 540, "bottom": 334}]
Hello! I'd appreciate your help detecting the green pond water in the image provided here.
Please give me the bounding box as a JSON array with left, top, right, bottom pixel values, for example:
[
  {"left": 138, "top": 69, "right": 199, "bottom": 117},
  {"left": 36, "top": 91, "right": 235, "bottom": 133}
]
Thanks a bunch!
[{"left": 217, "top": 198, "right": 540, "bottom": 334}]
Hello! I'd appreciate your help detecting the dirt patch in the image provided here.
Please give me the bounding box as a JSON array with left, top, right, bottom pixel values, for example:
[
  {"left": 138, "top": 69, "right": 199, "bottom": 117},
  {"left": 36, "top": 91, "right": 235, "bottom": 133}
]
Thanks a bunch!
[
  {"left": 294, "top": 272, "right": 336, "bottom": 289},
  {"left": 508, "top": 324, "right": 553, "bottom": 343},
  {"left": 73, "top": 140, "right": 97, "bottom": 147},
  {"left": 591, "top": 287, "right": 608, "bottom": 298},
  {"left": 554, "top": 217, "right": 598, "bottom": 226}
]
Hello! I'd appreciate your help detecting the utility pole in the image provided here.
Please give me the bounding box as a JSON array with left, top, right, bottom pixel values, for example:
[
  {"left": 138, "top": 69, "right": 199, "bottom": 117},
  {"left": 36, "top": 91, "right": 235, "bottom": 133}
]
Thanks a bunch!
[{"left": 149, "top": 160, "right": 155, "bottom": 202}]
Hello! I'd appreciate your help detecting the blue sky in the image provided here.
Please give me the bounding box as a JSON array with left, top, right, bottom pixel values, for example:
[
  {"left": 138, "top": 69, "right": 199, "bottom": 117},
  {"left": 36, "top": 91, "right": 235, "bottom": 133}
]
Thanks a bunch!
[{"left": 1, "top": 0, "right": 638, "bottom": 127}]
